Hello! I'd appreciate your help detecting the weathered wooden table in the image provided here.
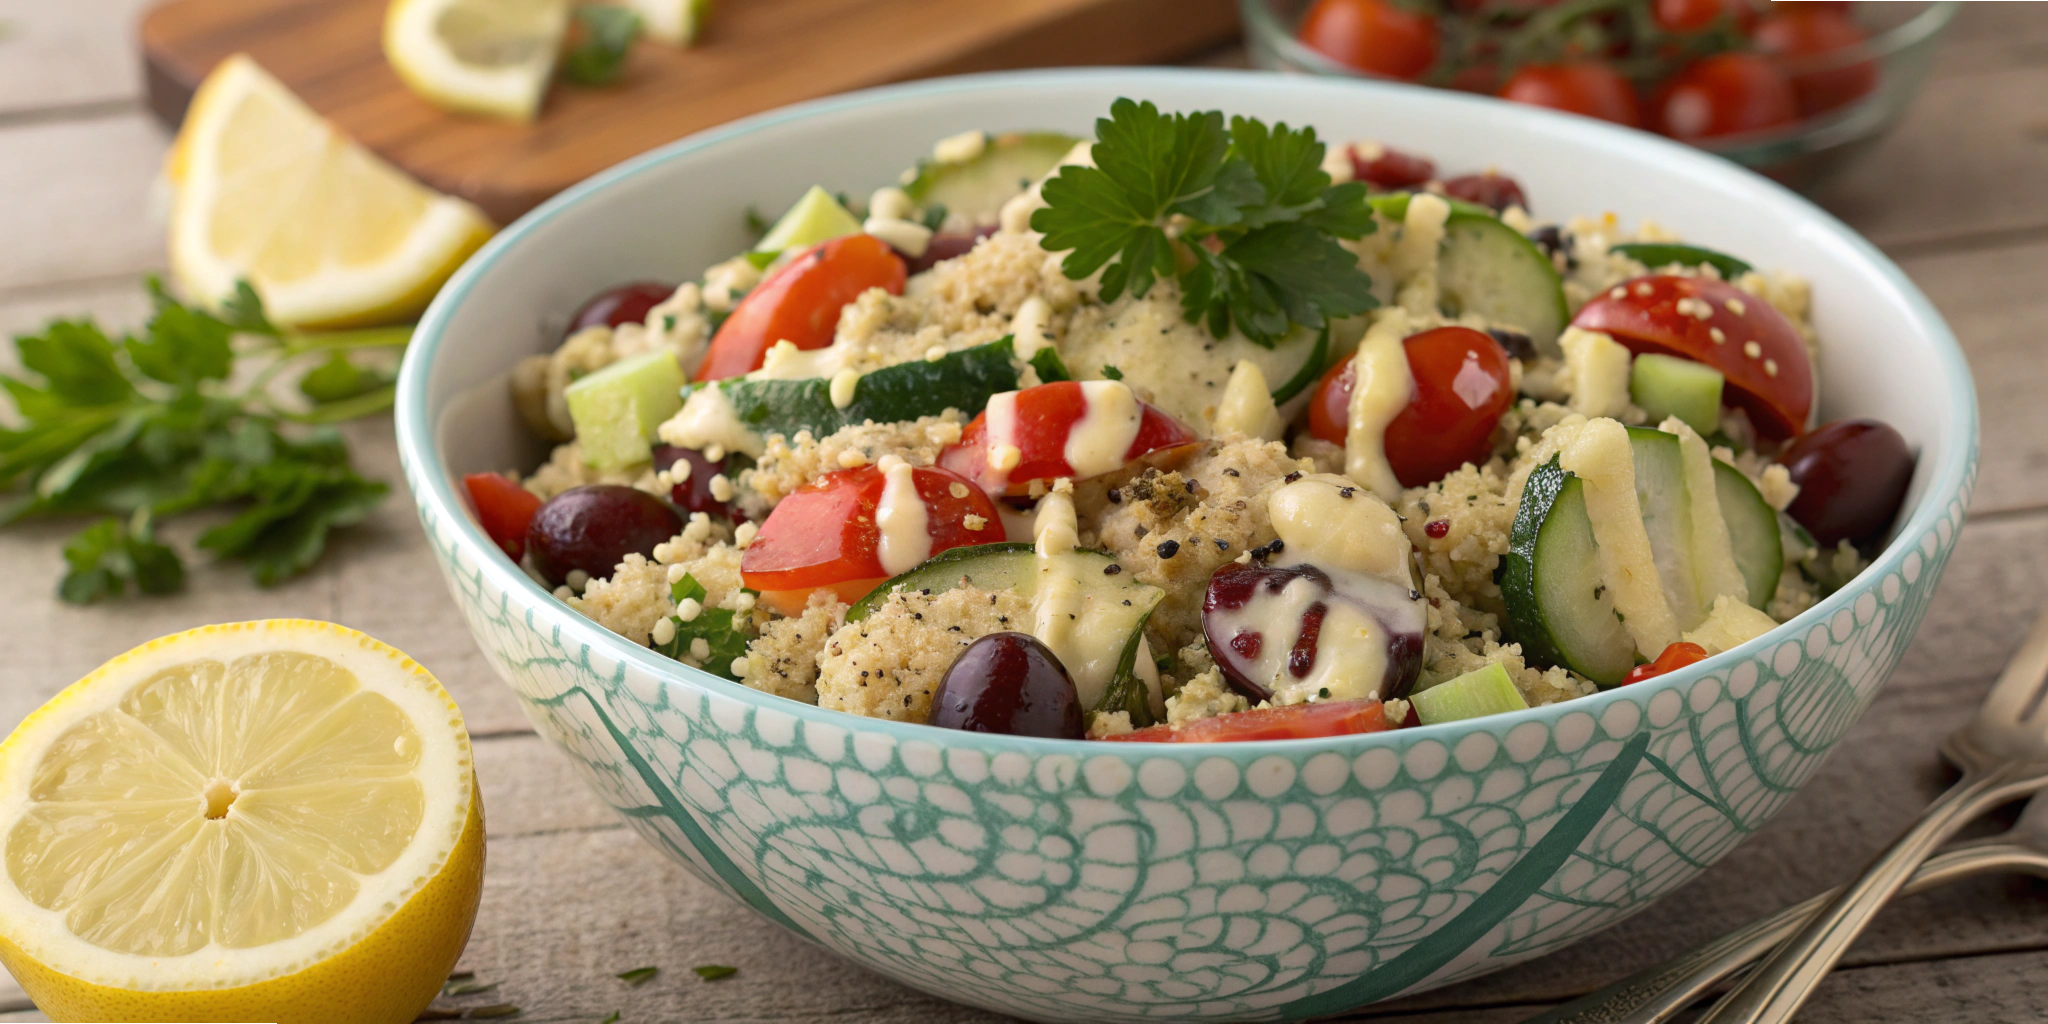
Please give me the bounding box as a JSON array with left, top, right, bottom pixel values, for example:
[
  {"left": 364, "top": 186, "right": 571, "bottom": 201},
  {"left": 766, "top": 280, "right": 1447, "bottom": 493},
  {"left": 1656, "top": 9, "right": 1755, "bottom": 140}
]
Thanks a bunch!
[{"left": 4, "top": 3, "right": 2048, "bottom": 1021}]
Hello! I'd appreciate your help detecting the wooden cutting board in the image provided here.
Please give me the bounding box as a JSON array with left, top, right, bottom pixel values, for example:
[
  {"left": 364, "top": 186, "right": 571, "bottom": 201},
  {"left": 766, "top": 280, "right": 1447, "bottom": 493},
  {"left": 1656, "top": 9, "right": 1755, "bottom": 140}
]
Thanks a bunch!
[{"left": 140, "top": 0, "right": 1242, "bottom": 223}]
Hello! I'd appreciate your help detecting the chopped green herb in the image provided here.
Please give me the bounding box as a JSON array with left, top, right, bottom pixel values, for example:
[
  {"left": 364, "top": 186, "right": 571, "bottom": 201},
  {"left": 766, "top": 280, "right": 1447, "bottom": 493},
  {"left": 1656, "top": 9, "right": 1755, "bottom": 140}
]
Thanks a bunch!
[
  {"left": 1, "top": 277, "right": 398, "bottom": 600},
  {"left": 919, "top": 203, "right": 949, "bottom": 232},
  {"left": 560, "top": 5, "right": 641, "bottom": 86},
  {"left": 599, "top": 1014, "right": 622, "bottom": 1024},
  {"left": 656, "top": 574, "right": 754, "bottom": 679},
  {"left": 743, "top": 205, "right": 773, "bottom": 239},
  {"left": 1027, "top": 347, "right": 1070, "bottom": 383},
  {"left": 692, "top": 965, "right": 738, "bottom": 981},
  {"left": 467, "top": 1005, "right": 521, "bottom": 1019},
  {"left": 615, "top": 966, "right": 659, "bottom": 986},
  {"left": 1032, "top": 99, "right": 1377, "bottom": 348},
  {"left": 1099, "top": 364, "right": 1124, "bottom": 381}
]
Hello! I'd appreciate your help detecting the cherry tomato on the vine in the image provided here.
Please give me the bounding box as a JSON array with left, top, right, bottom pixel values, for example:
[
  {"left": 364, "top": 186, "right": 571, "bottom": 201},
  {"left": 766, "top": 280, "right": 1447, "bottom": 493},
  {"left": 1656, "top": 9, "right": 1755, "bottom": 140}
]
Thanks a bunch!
[
  {"left": 1498, "top": 63, "right": 1643, "bottom": 128},
  {"left": 1754, "top": 10, "right": 1878, "bottom": 117},
  {"left": 1652, "top": 0, "right": 1752, "bottom": 33},
  {"left": 695, "top": 234, "right": 906, "bottom": 381},
  {"left": 1296, "top": 0, "right": 1441, "bottom": 82},
  {"left": 1309, "top": 326, "right": 1515, "bottom": 488},
  {"left": 740, "top": 463, "right": 1002, "bottom": 614},
  {"left": 1570, "top": 275, "right": 1812, "bottom": 439},
  {"left": 1651, "top": 54, "right": 1799, "bottom": 141}
]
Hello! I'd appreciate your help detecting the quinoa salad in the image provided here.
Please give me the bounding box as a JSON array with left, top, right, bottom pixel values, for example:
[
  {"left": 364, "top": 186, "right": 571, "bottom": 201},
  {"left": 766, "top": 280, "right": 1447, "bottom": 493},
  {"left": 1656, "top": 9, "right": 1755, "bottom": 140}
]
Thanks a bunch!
[{"left": 462, "top": 99, "right": 1916, "bottom": 743}]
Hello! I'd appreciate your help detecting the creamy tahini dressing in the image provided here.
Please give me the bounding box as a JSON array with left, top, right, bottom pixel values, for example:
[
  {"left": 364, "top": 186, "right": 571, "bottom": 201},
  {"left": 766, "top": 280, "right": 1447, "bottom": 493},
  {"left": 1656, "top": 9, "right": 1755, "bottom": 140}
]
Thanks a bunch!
[
  {"left": 660, "top": 385, "right": 764, "bottom": 458},
  {"left": 1010, "top": 296, "right": 1054, "bottom": 361},
  {"left": 1344, "top": 308, "right": 1417, "bottom": 501},
  {"left": 1269, "top": 474, "right": 1412, "bottom": 586},
  {"left": 1062, "top": 380, "right": 1142, "bottom": 479},
  {"left": 755, "top": 337, "right": 854, "bottom": 381},
  {"left": 1027, "top": 488, "right": 1161, "bottom": 713},
  {"left": 1560, "top": 418, "right": 1680, "bottom": 657},
  {"left": 1393, "top": 192, "right": 1451, "bottom": 315},
  {"left": 1215, "top": 359, "right": 1285, "bottom": 441},
  {"left": 1205, "top": 575, "right": 1403, "bottom": 704},
  {"left": 872, "top": 455, "right": 931, "bottom": 576},
  {"left": 982, "top": 391, "right": 1022, "bottom": 490}
]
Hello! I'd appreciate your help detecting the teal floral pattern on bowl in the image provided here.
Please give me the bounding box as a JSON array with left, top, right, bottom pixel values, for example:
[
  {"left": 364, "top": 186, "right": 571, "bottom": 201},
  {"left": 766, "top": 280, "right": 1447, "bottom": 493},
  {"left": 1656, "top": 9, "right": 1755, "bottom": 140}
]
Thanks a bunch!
[{"left": 393, "top": 69, "right": 1980, "bottom": 1022}]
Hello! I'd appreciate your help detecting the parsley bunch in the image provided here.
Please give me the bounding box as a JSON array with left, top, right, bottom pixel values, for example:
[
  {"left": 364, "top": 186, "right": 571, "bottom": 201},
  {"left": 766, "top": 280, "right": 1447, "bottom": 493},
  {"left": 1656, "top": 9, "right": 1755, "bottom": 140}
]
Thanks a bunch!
[
  {"left": 1, "top": 279, "right": 404, "bottom": 602},
  {"left": 1032, "top": 99, "right": 1380, "bottom": 348}
]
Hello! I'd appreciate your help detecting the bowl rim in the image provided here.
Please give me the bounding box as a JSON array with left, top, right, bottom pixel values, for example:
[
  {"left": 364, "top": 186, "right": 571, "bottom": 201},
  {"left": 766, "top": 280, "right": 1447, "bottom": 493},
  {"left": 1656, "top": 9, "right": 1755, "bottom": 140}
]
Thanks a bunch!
[{"left": 396, "top": 65, "right": 1977, "bottom": 756}]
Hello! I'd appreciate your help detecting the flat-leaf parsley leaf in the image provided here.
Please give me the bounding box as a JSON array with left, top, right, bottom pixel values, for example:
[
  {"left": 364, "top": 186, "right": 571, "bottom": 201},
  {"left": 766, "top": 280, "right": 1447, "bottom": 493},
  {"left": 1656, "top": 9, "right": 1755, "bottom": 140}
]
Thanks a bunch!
[{"left": 1032, "top": 100, "right": 1378, "bottom": 348}]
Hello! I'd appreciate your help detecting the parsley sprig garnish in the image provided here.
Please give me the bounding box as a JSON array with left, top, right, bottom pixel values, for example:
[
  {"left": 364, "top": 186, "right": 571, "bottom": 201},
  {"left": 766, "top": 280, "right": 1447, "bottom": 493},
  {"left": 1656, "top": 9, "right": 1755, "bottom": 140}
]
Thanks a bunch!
[
  {"left": 1032, "top": 99, "right": 1379, "bottom": 348},
  {"left": 1, "top": 279, "right": 403, "bottom": 602},
  {"left": 656, "top": 574, "right": 755, "bottom": 678}
]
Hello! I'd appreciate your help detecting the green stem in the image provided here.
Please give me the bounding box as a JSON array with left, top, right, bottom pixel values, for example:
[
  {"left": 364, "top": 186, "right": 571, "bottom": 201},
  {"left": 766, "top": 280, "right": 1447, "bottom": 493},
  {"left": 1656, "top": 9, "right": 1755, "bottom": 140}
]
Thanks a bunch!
[
  {"left": 273, "top": 383, "right": 396, "bottom": 424},
  {"left": 280, "top": 324, "right": 415, "bottom": 353}
]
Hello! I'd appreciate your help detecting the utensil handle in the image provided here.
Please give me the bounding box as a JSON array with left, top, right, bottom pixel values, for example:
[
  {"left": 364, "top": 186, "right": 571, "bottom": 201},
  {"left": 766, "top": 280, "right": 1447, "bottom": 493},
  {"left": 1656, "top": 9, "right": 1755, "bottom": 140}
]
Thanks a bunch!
[
  {"left": 1520, "top": 843, "right": 2034, "bottom": 1024},
  {"left": 1695, "top": 769, "right": 2010, "bottom": 1024}
]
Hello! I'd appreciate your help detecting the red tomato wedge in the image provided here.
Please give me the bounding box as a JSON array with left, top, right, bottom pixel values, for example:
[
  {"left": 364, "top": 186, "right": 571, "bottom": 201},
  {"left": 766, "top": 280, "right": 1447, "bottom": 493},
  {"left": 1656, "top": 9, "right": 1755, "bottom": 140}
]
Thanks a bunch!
[
  {"left": 1106, "top": 699, "right": 1392, "bottom": 743},
  {"left": 695, "top": 234, "right": 907, "bottom": 381},
  {"left": 1308, "top": 326, "right": 1514, "bottom": 487},
  {"left": 464, "top": 473, "right": 543, "bottom": 560},
  {"left": 1571, "top": 275, "right": 1813, "bottom": 439},
  {"left": 741, "top": 463, "right": 1002, "bottom": 611},
  {"left": 938, "top": 381, "right": 1197, "bottom": 494},
  {"left": 1622, "top": 641, "right": 1709, "bottom": 686}
]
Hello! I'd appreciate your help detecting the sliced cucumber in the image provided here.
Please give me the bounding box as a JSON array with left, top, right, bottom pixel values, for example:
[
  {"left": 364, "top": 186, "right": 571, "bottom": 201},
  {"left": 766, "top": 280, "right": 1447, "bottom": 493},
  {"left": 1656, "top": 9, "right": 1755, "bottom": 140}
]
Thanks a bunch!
[
  {"left": 1714, "top": 460, "right": 1783, "bottom": 609},
  {"left": 1500, "top": 457, "right": 1638, "bottom": 686},
  {"left": 752, "top": 185, "right": 862, "bottom": 261},
  {"left": 904, "top": 131, "right": 1080, "bottom": 226},
  {"left": 1610, "top": 242, "right": 1753, "bottom": 280},
  {"left": 1365, "top": 192, "right": 1495, "bottom": 221},
  {"left": 1267, "top": 324, "right": 1330, "bottom": 404},
  {"left": 1626, "top": 426, "right": 1705, "bottom": 631},
  {"left": 1631, "top": 352, "right": 1724, "bottom": 436},
  {"left": 846, "top": 540, "right": 1165, "bottom": 725},
  {"left": 1411, "top": 661, "right": 1529, "bottom": 725},
  {"left": 1438, "top": 210, "right": 1570, "bottom": 357},
  {"left": 564, "top": 349, "right": 685, "bottom": 470},
  {"left": 713, "top": 337, "right": 1021, "bottom": 442}
]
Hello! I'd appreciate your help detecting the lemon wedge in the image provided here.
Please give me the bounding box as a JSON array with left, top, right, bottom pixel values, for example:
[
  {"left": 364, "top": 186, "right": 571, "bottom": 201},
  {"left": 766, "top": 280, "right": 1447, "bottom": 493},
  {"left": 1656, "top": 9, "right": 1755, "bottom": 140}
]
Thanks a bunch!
[
  {"left": 385, "top": 0, "right": 572, "bottom": 121},
  {"left": 626, "top": 0, "right": 712, "bottom": 45},
  {"left": 0, "top": 620, "right": 483, "bottom": 1024},
  {"left": 169, "top": 55, "right": 494, "bottom": 329}
]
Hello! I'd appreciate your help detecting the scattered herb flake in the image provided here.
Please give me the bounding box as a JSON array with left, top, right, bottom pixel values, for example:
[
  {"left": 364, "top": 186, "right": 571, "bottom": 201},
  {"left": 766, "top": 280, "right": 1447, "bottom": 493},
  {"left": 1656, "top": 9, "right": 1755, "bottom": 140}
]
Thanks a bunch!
[
  {"left": 615, "top": 966, "right": 659, "bottom": 986},
  {"left": 919, "top": 203, "right": 949, "bottom": 232},
  {"left": 1027, "top": 347, "right": 1070, "bottom": 383},
  {"left": 445, "top": 981, "right": 500, "bottom": 997},
  {"left": 447, "top": 971, "right": 476, "bottom": 981},
  {"left": 600, "top": 1015, "right": 622, "bottom": 1024},
  {"left": 657, "top": 574, "right": 754, "bottom": 679},
  {"left": 560, "top": 5, "right": 642, "bottom": 86},
  {"left": 468, "top": 1005, "right": 521, "bottom": 1019},
  {"left": 692, "top": 965, "right": 738, "bottom": 982},
  {"left": 1100, "top": 364, "right": 1124, "bottom": 381}
]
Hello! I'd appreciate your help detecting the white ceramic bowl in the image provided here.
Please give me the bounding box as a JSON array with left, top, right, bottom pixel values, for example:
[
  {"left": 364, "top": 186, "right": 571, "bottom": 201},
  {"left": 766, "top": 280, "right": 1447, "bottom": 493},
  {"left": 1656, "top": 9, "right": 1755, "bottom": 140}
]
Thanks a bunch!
[{"left": 395, "top": 69, "right": 1976, "bottom": 1023}]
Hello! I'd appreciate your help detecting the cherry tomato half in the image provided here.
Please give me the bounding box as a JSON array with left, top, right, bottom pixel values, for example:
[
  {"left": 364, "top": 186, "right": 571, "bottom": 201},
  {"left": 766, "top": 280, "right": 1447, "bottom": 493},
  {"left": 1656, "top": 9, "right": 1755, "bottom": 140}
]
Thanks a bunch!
[
  {"left": 1441, "top": 172, "right": 1529, "bottom": 213},
  {"left": 1498, "top": 63, "right": 1643, "bottom": 128},
  {"left": 1754, "top": 10, "right": 1878, "bottom": 117},
  {"left": 1308, "top": 326, "right": 1515, "bottom": 488},
  {"left": 1570, "top": 275, "right": 1812, "bottom": 439},
  {"left": 695, "top": 234, "right": 907, "bottom": 381},
  {"left": 1296, "top": 0, "right": 1441, "bottom": 81},
  {"left": 938, "top": 381, "right": 1198, "bottom": 494},
  {"left": 1651, "top": 54, "right": 1799, "bottom": 142},
  {"left": 741, "top": 463, "right": 1002, "bottom": 613},
  {"left": 1621, "top": 641, "right": 1709, "bottom": 686},
  {"left": 464, "top": 473, "right": 544, "bottom": 560},
  {"left": 1350, "top": 145, "right": 1438, "bottom": 191},
  {"left": 1106, "top": 699, "right": 1391, "bottom": 743}
]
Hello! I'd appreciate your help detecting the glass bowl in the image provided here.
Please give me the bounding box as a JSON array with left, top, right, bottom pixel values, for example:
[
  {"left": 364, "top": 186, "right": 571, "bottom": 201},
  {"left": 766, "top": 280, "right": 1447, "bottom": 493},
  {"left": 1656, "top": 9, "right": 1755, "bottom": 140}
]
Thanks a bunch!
[{"left": 1241, "top": 0, "right": 1959, "bottom": 190}]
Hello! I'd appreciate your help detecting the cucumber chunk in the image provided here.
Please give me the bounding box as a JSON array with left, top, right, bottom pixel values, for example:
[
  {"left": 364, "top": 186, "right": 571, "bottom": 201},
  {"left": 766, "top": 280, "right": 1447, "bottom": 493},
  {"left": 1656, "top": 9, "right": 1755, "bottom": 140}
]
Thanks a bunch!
[
  {"left": 752, "top": 185, "right": 862, "bottom": 261},
  {"left": 1500, "top": 457, "right": 1639, "bottom": 686},
  {"left": 1610, "top": 242, "right": 1753, "bottom": 280},
  {"left": 1631, "top": 352, "right": 1725, "bottom": 436},
  {"left": 1438, "top": 211, "right": 1570, "bottom": 357},
  {"left": 905, "top": 131, "right": 1080, "bottom": 226},
  {"left": 1715, "top": 460, "right": 1783, "bottom": 609},
  {"left": 1267, "top": 325, "right": 1330, "bottom": 404},
  {"left": 1411, "top": 661, "right": 1529, "bottom": 725},
  {"left": 713, "top": 337, "right": 1021, "bottom": 443},
  {"left": 845, "top": 540, "right": 1165, "bottom": 725},
  {"left": 564, "top": 349, "right": 685, "bottom": 470}
]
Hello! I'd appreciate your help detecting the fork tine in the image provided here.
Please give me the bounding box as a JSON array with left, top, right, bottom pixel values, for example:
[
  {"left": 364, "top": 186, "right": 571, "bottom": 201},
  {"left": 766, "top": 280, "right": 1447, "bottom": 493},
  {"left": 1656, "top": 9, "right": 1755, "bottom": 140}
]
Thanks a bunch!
[{"left": 1981, "top": 608, "right": 2048, "bottom": 724}]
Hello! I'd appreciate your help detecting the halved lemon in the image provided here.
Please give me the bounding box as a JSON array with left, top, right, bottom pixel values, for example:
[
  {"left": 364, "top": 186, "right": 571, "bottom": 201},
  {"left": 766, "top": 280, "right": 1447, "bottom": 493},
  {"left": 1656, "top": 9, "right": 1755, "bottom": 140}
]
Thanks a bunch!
[
  {"left": 626, "top": 0, "right": 712, "bottom": 45},
  {"left": 168, "top": 55, "right": 495, "bottom": 329},
  {"left": 385, "top": 0, "right": 571, "bottom": 121},
  {"left": 0, "top": 620, "right": 482, "bottom": 1024}
]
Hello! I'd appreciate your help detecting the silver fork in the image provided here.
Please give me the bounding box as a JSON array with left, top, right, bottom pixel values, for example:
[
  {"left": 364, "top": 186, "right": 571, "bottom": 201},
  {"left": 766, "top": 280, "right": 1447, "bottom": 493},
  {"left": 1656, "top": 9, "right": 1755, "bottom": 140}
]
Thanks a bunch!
[
  {"left": 1521, "top": 793, "right": 2048, "bottom": 1024},
  {"left": 1690, "top": 608, "right": 2048, "bottom": 1024}
]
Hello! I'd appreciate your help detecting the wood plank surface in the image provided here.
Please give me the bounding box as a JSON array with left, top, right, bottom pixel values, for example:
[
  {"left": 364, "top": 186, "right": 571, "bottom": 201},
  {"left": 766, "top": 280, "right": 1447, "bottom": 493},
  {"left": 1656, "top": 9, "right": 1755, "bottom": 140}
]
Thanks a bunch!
[{"left": 3, "top": 2, "right": 2048, "bottom": 1021}]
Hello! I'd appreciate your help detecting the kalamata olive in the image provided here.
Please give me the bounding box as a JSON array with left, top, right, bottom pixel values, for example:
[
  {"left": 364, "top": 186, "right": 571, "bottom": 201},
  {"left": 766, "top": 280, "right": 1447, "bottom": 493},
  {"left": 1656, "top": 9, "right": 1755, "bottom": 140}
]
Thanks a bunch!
[
  {"left": 1527, "top": 225, "right": 1576, "bottom": 269},
  {"left": 930, "top": 632, "right": 1084, "bottom": 739},
  {"left": 1443, "top": 172, "right": 1529, "bottom": 213},
  {"left": 1349, "top": 145, "right": 1437, "bottom": 191},
  {"left": 1202, "top": 562, "right": 1425, "bottom": 704},
  {"left": 903, "top": 226, "right": 998, "bottom": 275},
  {"left": 1777, "top": 418, "right": 1915, "bottom": 548},
  {"left": 651, "top": 444, "right": 738, "bottom": 520},
  {"left": 527, "top": 485, "right": 683, "bottom": 586},
  {"left": 567, "top": 281, "right": 674, "bottom": 338}
]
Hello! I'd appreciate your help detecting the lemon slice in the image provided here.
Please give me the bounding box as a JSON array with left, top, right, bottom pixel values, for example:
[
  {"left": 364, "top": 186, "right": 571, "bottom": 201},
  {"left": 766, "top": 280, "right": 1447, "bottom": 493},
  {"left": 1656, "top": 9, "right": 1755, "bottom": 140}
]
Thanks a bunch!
[
  {"left": 0, "top": 621, "right": 482, "bottom": 1024},
  {"left": 169, "top": 55, "right": 494, "bottom": 329},
  {"left": 627, "top": 0, "right": 712, "bottom": 45},
  {"left": 385, "top": 0, "right": 571, "bottom": 121}
]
